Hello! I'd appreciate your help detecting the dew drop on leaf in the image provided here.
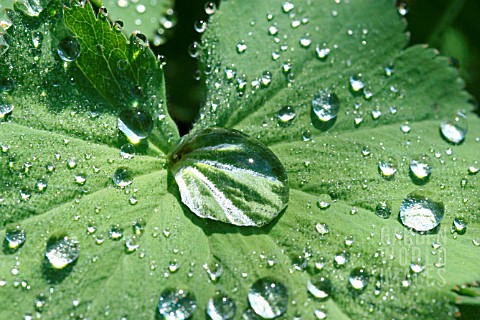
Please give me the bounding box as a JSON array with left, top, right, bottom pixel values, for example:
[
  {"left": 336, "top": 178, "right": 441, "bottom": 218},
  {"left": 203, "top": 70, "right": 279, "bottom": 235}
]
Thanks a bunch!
[
  {"left": 349, "top": 74, "right": 365, "bottom": 92},
  {"left": 45, "top": 236, "right": 80, "bottom": 269},
  {"left": 0, "top": 95, "right": 14, "bottom": 119},
  {"left": 0, "top": 34, "right": 9, "bottom": 57},
  {"left": 452, "top": 218, "right": 468, "bottom": 234},
  {"left": 248, "top": 277, "right": 288, "bottom": 319},
  {"left": 311, "top": 91, "right": 340, "bottom": 122},
  {"left": 378, "top": 156, "right": 397, "bottom": 178},
  {"left": 277, "top": 106, "right": 296, "bottom": 124},
  {"left": 204, "top": 2, "right": 217, "bottom": 15},
  {"left": 409, "top": 154, "right": 432, "bottom": 181},
  {"left": 348, "top": 267, "right": 369, "bottom": 291},
  {"left": 399, "top": 190, "right": 445, "bottom": 232},
  {"left": 440, "top": 111, "right": 468, "bottom": 144},
  {"left": 169, "top": 128, "right": 289, "bottom": 227},
  {"left": 307, "top": 275, "right": 332, "bottom": 300},
  {"left": 120, "top": 143, "right": 135, "bottom": 159},
  {"left": 57, "top": 36, "right": 81, "bottom": 62},
  {"left": 118, "top": 109, "right": 154, "bottom": 144},
  {"left": 16, "top": 0, "right": 43, "bottom": 17},
  {"left": 109, "top": 224, "right": 124, "bottom": 240},
  {"left": 113, "top": 167, "right": 133, "bottom": 187},
  {"left": 5, "top": 225, "right": 26, "bottom": 251},
  {"left": 157, "top": 288, "right": 197, "bottom": 320},
  {"left": 207, "top": 292, "right": 236, "bottom": 320},
  {"left": 375, "top": 201, "right": 392, "bottom": 219}
]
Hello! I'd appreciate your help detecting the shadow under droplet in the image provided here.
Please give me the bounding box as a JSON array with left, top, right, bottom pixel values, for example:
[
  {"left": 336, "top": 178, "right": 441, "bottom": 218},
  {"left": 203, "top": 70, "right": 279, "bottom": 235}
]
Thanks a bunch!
[
  {"left": 310, "top": 108, "right": 337, "bottom": 131},
  {"left": 41, "top": 256, "right": 77, "bottom": 284}
]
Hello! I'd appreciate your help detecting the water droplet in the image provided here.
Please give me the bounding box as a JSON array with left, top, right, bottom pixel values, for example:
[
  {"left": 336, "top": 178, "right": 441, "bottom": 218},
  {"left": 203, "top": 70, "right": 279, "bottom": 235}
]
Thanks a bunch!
[
  {"left": 302, "top": 130, "right": 313, "bottom": 141},
  {"left": 315, "top": 45, "right": 330, "bottom": 60},
  {"left": 204, "top": 2, "right": 217, "bottom": 15},
  {"left": 203, "top": 262, "right": 223, "bottom": 282},
  {"left": 440, "top": 111, "right": 468, "bottom": 144},
  {"left": 0, "top": 34, "right": 9, "bottom": 57},
  {"left": 45, "top": 236, "right": 80, "bottom": 269},
  {"left": 113, "top": 19, "right": 124, "bottom": 31},
  {"left": 57, "top": 36, "right": 81, "bottom": 62},
  {"left": 312, "top": 91, "right": 340, "bottom": 122},
  {"left": 260, "top": 71, "right": 272, "bottom": 87},
  {"left": 409, "top": 258, "right": 424, "bottom": 273},
  {"left": 109, "top": 224, "right": 124, "bottom": 240},
  {"left": 307, "top": 275, "right": 332, "bottom": 300},
  {"left": 468, "top": 165, "right": 479, "bottom": 175},
  {"left": 378, "top": 156, "right": 397, "bottom": 178},
  {"left": 299, "top": 35, "right": 311, "bottom": 48},
  {"left": 118, "top": 109, "right": 154, "bottom": 144},
  {"left": 188, "top": 41, "right": 200, "bottom": 58},
  {"left": 375, "top": 201, "right": 392, "bottom": 219},
  {"left": 132, "top": 218, "right": 146, "bottom": 236},
  {"left": 74, "top": 173, "right": 87, "bottom": 185},
  {"left": 282, "top": 1, "right": 294, "bottom": 13},
  {"left": 248, "top": 277, "right": 288, "bottom": 319},
  {"left": 0, "top": 97, "right": 14, "bottom": 119},
  {"left": 207, "top": 292, "right": 236, "bottom": 320},
  {"left": 16, "top": 0, "right": 43, "bottom": 16},
  {"left": 333, "top": 250, "right": 349, "bottom": 268},
  {"left": 314, "top": 306, "right": 328, "bottom": 319},
  {"left": 397, "top": 1, "right": 408, "bottom": 16},
  {"left": 315, "top": 223, "right": 330, "bottom": 236},
  {"left": 5, "top": 225, "right": 26, "bottom": 250},
  {"left": 409, "top": 155, "right": 432, "bottom": 181},
  {"left": 349, "top": 74, "right": 365, "bottom": 92},
  {"left": 268, "top": 25, "right": 279, "bottom": 36},
  {"left": 348, "top": 267, "right": 369, "bottom": 291},
  {"left": 125, "top": 236, "right": 139, "bottom": 252},
  {"left": 194, "top": 19, "right": 207, "bottom": 33},
  {"left": 113, "top": 167, "right": 133, "bottom": 187},
  {"left": 399, "top": 190, "right": 445, "bottom": 232},
  {"left": 236, "top": 42, "right": 247, "bottom": 54},
  {"left": 277, "top": 106, "right": 296, "bottom": 124},
  {"left": 168, "top": 128, "right": 289, "bottom": 227},
  {"left": 120, "top": 143, "right": 135, "bottom": 159},
  {"left": 452, "top": 218, "right": 467, "bottom": 234},
  {"left": 158, "top": 288, "right": 197, "bottom": 320}
]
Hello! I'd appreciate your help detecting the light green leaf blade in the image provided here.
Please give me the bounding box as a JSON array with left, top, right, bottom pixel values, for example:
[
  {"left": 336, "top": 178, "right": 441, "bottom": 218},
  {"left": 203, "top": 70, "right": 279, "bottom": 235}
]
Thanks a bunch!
[
  {"left": 64, "top": 2, "right": 179, "bottom": 154},
  {"left": 99, "top": 0, "right": 174, "bottom": 46},
  {"left": 196, "top": 0, "right": 480, "bottom": 318}
]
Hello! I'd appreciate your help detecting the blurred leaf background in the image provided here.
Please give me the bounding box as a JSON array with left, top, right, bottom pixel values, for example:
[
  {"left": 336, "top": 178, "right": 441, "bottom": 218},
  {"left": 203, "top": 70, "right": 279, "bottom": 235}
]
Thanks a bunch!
[{"left": 140, "top": 0, "right": 480, "bottom": 135}]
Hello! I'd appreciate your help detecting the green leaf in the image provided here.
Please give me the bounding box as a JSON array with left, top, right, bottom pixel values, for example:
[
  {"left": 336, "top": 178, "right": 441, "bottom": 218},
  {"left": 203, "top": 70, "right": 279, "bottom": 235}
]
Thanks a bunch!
[
  {"left": 195, "top": 0, "right": 480, "bottom": 318},
  {"left": 99, "top": 0, "right": 174, "bottom": 46},
  {"left": 63, "top": 2, "right": 179, "bottom": 154},
  {"left": 1, "top": 0, "right": 479, "bottom": 320}
]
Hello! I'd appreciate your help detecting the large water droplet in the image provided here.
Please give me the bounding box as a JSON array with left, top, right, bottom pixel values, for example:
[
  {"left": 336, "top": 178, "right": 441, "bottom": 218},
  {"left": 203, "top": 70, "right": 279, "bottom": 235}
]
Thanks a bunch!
[
  {"left": 399, "top": 190, "right": 445, "bottom": 232},
  {"left": 440, "top": 112, "right": 468, "bottom": 144},
  {"left": 157, "top": 288, "right": 197, "bottom": 320},
  {"left": 307, "top": 275, "right": 332, "bottom": 300},
  {"left": 312, "top": 91, "right": 340, "bottom": 122},
  {"left": 16, "top": 0, "right": 43, "bottom": 16},
  {"left": 348, "top": 267, "right": 369, "bottom": 291},
  {"left": 4, "top": 225, "right": 26, "bottom": 251},
  {"left": 57, "top": 36, "right": 81, "bottom": 62},
  {"left": 169, "top": 128, "right": 289, "bottom": 227},
  {"left": 118, "top": 109, "right": 154, "bottom": 144},
  {"left": 248, "top": 277, "right": 288, "bottom": 319},
  {"left": 45, "top": 236, "right": 80, "bottom": 269},
  {"left": 207, "top": 292, "right": 236, "bottom": 320}
]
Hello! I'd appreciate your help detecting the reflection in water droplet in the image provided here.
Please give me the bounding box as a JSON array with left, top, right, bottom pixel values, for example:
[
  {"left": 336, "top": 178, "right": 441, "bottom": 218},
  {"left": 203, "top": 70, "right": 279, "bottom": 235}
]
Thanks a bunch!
[
  {"left": 16, "top": 0, "right": 43, "bottom": 16},
  {"left": 118, "top": 109, "right": 154, "bottom": 144},
  {"left": 307, "top": 275, "right": 332, "bottom": 300},
  {"left": 312, "top": 91, "right": 340, "bottom": 122},
  {"left": 248, "top": 277, "right": 288, "bottom": 319},
  {"left": 277, "top": 106, "right": 296, "bottom": 124},
  {"left": 333, "top": 250, "right": 349, "bottom": 268},
  {"left": 207, "top": 292, "right": 236, "bottom": 320},
  {"left": 113, "top": 167, "right": 133, "bottom": 187},
  {"left": 45, "top": 236, "right": 80, "bottom": 269},
  {"left": 440, "top": 112, "right": 467, "bottom": 144},
  {"left": 57, "top": 36, "right": 81, "bottom": 62},
  {"left": 348, "top": 267, "right": 369, "bottom": 291},
  {"left": 5, "top": 225, "right": 26, "bottom": 250},
  {"left": 399, "top": 190, "right": 445, "bottom": 232},
  {"left": 169, "top": 128, "right": 289, "bottom": 227},
  {"left": 157, "top": 288, "right": 197, "bottom": 320}
]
